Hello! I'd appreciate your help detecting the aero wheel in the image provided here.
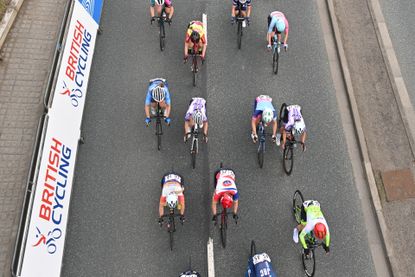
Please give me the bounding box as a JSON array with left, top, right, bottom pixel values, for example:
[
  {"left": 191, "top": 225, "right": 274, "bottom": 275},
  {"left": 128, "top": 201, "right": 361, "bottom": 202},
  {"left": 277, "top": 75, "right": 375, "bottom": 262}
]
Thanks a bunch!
[
  {"left": 191, "top": 139, "right": 197, "bottom": 169},
  {"left": 273, "top": 50, "right": 279, "bottom": 75},
  {"left": 159, "top": 22, "right": 165, "bottom": 51},
  {"left": 250, "top": 240, "right": 256, "bottom": 257},
  {"left": 257, "top": 142, "right": 264, "bottom": 168},
  {"left": 220, "top": 213, "right": 227, "bottom": 248},
  {"left": 237, "top": 21, "right": 242, "bottom": 49},
  {"left": 302, "top": 249, "right": 316, "bottom": 277},
  {"left": 283, "top": 145, "right": 294, "bottom": 175},
  {"left": 293, "top": 190, "right": 304, "bottom": 224}
]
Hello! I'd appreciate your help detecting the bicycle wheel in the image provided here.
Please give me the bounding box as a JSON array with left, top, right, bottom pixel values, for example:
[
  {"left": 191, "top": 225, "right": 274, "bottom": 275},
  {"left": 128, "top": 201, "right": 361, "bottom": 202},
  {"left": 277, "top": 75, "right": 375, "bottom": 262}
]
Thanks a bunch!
[
  {"left": 283, "top": 145, "right": 294, "bottom": 175},
  {"left": 168, "top": 217, "right": 175, "bottom": 251},
  {"left": 237, "top": 21, "right": 242, "bottom": 49},
  {"left": 192, "top": 57, "right": 197, "bottom": 87},
  {"left": 273, "top": 49, "right": 279, "bottom": 75},
  {"left": 302, "top": 249, "right": 316, "bottom": 277},
  {"left": 250, "top": 240, "right": 256, "bottom": 257},
  {"left": 191, "top": 138, "right": 197, "bottom": 169},
  {"left": 257, "top": 141, "right": 264, "bottom": 168},
  {"left": 156, "top": 120, "right": 162, "bottom": 151},
  {"left": 159, "top": 21, "right": 165, "bottom": 51},
  {"left": 220, "top": 213, "right": 227, "bottom": 248},
  {"left": 293, "top": 190, "right": 304, "bottom": 223}
]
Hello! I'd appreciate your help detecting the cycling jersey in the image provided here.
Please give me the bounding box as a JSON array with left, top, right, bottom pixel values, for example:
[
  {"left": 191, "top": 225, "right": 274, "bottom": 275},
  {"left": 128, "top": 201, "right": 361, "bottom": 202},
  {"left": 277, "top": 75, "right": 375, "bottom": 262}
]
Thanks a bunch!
[
  {"left": 233, "top": 0, "right": 251, "bottom": 11},
  {"left": 150, "top": 0, "right": 172, "bottom": 7},
  {"left": 299, "top": 201, "right": 330, "bottom": 249},
  {"left": 185, "top": 21, "right": 207, "bottom": 44},
  {"left": 252, "top": 95, "right": 277, "bottom": 120},
  {"left": 145, "top": 79, "right": 171, "bottom": 105},
  {"left": 283, "top": 105, "right": 306, "bottom": 132},
  {"left": 160, "top": 173, "right": 184, "bottom": 205},
  {"left": 246, "top": 253, "right": 277, "bottom": 277},
  {"left": 268, "top": 11, "right": 289, "bottom": 34},
  {"left": 185, "top": 97, "right": 208, "bottom": 122},
  {"left": 213, "top": 169, "right": 239, "bottom": 202}
]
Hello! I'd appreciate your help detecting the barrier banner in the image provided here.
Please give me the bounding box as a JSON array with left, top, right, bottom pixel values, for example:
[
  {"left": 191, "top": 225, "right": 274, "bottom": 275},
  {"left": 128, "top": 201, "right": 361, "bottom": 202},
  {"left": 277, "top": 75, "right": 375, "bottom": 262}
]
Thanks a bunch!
[
  {"left": 49, "top": 0, "right": 98, "bottom": 129},
  {"left": 20, "top": 116, "right": 80, "bottom": 277},
  {"left": 78, "top": 0, "right": 104, "bottom": 25}
]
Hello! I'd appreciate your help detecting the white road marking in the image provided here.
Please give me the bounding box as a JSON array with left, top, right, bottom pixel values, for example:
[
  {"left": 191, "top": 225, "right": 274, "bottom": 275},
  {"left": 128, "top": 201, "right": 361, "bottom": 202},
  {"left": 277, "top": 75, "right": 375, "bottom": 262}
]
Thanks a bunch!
[
  {"left": 203, "top": 13, "right": 207, "bottom": 44},
  {"left": 207, "top": 237, "right": 215, "bottom": 277}
]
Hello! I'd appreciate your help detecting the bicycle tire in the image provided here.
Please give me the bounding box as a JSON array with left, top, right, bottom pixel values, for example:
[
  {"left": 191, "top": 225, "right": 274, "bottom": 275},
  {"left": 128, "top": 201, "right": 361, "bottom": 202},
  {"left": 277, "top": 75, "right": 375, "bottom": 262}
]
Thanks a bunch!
[
  {"left": 168, "top": 216, "right": 175, "bottom": 251},
  {"left": 283, "top": 145, "right": 294, "bottom": 175},
  {"left": 279, "top": 103, "right": 287, "bottom": 126},
  {"left": 156, "top": 120, "right": 162, "bottom": 151},
  {"left": 237, "top": 21, "right": 242, "bottom": 49},
  {"left": 192, "top": 56, "right": 197, "bottom": 87},
  {"left": 159, "top": 21, "right": 165, "bottom": 51},
  {"left": 273, "top": 50, "right": 279, "bottom": 75},
  {"left": 293, "top": 190, "right": 304, "bottom": 224},
  {"left": 220, "top": 212, "right": 227, "bottom": 248},
  {"left": 191, "top": 139, "right": 197, "bottom": 169},
  {"left": 302, "top": 249, "right": 316, "bottom": 277},
  {"left": 250, "top": 240, "right": 256, "bottom": 257},
  {"left": 257, "top": 142, "right": 264, "bottom": 168}
]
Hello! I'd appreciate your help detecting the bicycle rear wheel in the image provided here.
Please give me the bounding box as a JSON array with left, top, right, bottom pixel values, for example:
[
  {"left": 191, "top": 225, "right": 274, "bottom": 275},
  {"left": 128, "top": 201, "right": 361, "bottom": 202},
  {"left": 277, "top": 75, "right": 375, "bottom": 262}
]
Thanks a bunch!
[
  {"left": 237, "top": 21, "right": 242, "bottom": 49},
  {"left": 302, "top": 249, "right": 316, "bottom": 277},
  {"left": 191, "top": 139, "right": 197, "bottom": 169},
  {"left": 257, "top": 142, "right": 264, "bottom": 168},
  {"left": 220, "top": 213, "right": 227, "bottom": 248},
  {"left": 293, "top": 190, "right": 304, "bottom": 223},
  {"left": 159, "top": 21, "right": 165, "bottom": 51},
  {"left": 250, "top": 240, "right": 256, "bottom": 257},
  {"left": 273, "top": 50, "right": 279, "bottom": 75},
  {"left": 283, "top": 145, "right": 294, "bottom": 175}
]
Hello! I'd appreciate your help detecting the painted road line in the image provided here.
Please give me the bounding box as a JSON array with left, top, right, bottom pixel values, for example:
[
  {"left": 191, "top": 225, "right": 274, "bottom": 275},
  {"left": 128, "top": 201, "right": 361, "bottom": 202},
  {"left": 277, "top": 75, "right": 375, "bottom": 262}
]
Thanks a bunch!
[
  {"left": 203, "top": 13, "right": 207, "bottom": 44},
  {"left": 207, "top": 237, "right": 215, "bottom": 277}
]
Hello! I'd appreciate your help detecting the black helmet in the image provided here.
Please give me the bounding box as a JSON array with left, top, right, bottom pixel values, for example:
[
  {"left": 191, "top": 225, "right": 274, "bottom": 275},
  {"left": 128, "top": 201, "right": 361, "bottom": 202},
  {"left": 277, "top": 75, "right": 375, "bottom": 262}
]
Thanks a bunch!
[{"left": 190, "top": 31, "right": 200, "bottom": 43}]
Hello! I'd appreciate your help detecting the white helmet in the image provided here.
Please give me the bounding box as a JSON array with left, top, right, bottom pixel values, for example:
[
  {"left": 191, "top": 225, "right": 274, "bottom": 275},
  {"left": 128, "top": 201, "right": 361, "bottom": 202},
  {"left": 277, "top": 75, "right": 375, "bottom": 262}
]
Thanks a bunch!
[
  {"left": 166, "top": 193, "right": 178, "bottom": 209},
  {"left": 262, "top": 108, "right": 274, "bottom": 124},
  {"left": 152, "top": 86, "right": 166, "bottom": 102},
  {"left": 155, "top": 0, "right": 165, "bottom": 5},
  {"left": 293, "top": 119, "right": 305, "bottom": 135},
  {"left": 239, "top": 0, "right": 247, "bottom": 3},
  {"left": 192, "top": 110, "right": 203, "bottom": 127}
]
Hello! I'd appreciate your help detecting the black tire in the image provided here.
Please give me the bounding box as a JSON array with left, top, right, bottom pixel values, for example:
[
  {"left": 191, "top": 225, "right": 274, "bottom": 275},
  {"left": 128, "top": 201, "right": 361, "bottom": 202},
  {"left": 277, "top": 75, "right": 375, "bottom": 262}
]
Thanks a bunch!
[
  {"left": 250, "top": 240, "right": 256, "bottom": 257},
  {"left": 192, "top": 57, "right": 197, "bottom": 87},
  {"left": 257, "top": 142, "right": 264, "bottom": 168},
  {"left": 156, "top": 120, "right": 162, "bottom": 151},
  {"left": 237, "top": 21, "right": 242, "bottom": 49},
  {"left": 302, "top": 249, "right": 316, "bottom": 277},
  {"left": 283, "top": 144, "right": 294, "bottom": 175},
  {"left": 273, "top": 50, "right": 279, "bottom": 75},
  {"left": 220, "top": 213, "right": 227, "bottom": 248},
  {"left": 191, "top": 139, "right": 197, "bottom": 169},
  {"left": 220, "top": 162, "right": 223, "bottom": 169},
  {"left": 293, "top": 190, "right": 304, "bottom": 224},
  {"left": 168, "top": 217, "right": 175, "bottom": 251},
  {"left": 278, "top": 103, "right": 287, "bottom": 126}
]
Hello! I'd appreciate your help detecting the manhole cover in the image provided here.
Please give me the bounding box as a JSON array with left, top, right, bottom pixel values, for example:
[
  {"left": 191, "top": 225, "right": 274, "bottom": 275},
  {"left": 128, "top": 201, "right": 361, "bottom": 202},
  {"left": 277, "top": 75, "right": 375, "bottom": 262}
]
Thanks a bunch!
[{"left": 381, "top": 169, "right": 415, "bottom": 201}]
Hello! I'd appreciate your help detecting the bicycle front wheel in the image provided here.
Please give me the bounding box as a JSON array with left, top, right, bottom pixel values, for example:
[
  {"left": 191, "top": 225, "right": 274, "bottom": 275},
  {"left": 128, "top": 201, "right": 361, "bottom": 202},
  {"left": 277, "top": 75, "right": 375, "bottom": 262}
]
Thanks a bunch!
[
  {"left": 237, "top": 22, "right": 242, "bottom": 49},
  {"left": 168, "top": 217, "right": 175, "bottom": 251},
  {"left": 159, "top": 22, "right": 165, "bottom": 51},
  {"left": 283, "top": 145, "right": 294, "bottom": 175},
  {"left": 250, "top": 240, "right": 256, "bottom": 257},
  {"left": 273, "top": 50, "right": 279, "bottom": 75},
  {"left": 293, "top": 190, "right": 304, "bottom": 224},
  {"left": 302, "top": 249, "right": 316, "bottom": 277},
  {"left": 156, "top": 121, "right": 162, "bottom": 151},
  {"left": 257, "top": 142, "right": 264, "bottom": 168},
  {"left": 220, "top": 214, "right": 227, "bottom": 248},
  {"left": 192, "top": 57, "right": 197, "bottom": 87},
  {"left": 191, "top": 139, "right": 197, "bottom": 169}
]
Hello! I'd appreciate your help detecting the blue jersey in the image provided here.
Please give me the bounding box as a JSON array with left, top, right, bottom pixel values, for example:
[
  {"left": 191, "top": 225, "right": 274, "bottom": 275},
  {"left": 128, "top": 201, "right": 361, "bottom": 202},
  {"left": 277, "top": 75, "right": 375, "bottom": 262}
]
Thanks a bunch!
[
  {"left": 246, "top": 253, "right": 277, "bottom": 277},
  {"left": 145, "top": 79, "right": 171, "bottom": 105}
]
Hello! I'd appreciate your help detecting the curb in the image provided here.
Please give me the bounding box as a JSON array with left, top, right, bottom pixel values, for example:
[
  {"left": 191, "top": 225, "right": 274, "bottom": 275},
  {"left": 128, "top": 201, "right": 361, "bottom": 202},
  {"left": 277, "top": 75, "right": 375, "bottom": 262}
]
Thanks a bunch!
[
  {"left": 0, "top": 0, "right": 25, "bottom": 52},
  {"left": 326, "top": 0, "right": 399, "bottom": 276},
  {"left": 367, "top": 0, "right": 415, "bottom": 158}
]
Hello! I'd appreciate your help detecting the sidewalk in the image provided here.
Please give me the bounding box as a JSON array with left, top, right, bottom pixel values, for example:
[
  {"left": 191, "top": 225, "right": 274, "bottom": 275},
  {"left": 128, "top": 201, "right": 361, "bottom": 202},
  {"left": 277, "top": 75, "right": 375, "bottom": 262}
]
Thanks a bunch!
[
  {"left": 332, "top": 0, "right": 415, "bottom": 276},
  {"left": 0, "top": 0, "right": 65, "bottom": 276}
]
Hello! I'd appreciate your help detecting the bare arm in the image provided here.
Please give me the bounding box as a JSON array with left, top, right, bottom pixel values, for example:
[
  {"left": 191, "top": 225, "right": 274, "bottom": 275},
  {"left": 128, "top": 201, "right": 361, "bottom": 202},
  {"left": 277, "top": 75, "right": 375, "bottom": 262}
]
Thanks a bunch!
[
  {"left": 184, "top": 42, "right": 189, "bottom": 58},
  {"left": 165, "top": 104, "right": 171, "bottom": 118},
  {"left": 272, "top": 119, "right": 278, "bottom": 137},
  {"left": 300, "top": 131, "right": 307, "bottom": 144},
  {"left": 201, "top": 43, "right": 207, "bottom": 58},
  {"left": 150, "top": 6, "right": 155, "bottom": 18},
  {"left": 247, "top": 6, "right": 252, "bottom": 17},
  {"left": 203, "top": 121, "right": 209, "bottom": 136},
  {"left": 145, "top": 105, "right": 150, "bottom": 118},
  {"left": 180, "top": 198, "right": 185, "bottom": 215},
  {"left": 251, "top": 118, "right": 257, "bottom": 135},
  {"left": 231, "top": 5, "right": 236, "bottom": 17},
  {"left": 159, "top": 202, "right": 164, "bottom": 218},
  {"left": 233, "top": 200, "right": 239, "bottom": 214},
  {"left": 211, "top": 195, "right": 217, "bottom": 215},
  {"left": 284, "top": 31, "right": 289, "bottom": 45}
]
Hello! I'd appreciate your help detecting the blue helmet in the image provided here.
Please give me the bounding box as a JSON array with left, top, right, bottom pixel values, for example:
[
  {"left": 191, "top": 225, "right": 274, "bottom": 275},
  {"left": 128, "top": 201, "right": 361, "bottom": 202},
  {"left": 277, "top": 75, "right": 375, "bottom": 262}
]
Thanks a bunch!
[{"left": 276, "top": 19, "right": 286, "bottom": 33}]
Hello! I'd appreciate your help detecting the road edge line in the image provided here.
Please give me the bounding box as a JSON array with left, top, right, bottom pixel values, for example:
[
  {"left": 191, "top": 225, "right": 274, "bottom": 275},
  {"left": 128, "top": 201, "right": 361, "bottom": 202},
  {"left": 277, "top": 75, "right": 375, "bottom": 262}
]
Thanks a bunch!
[
  {"left": 207, "top": 237, "right": 215, "bottom": 277},
  {"left": 325, "top": 0, "right": 399, "bottom": 276}
]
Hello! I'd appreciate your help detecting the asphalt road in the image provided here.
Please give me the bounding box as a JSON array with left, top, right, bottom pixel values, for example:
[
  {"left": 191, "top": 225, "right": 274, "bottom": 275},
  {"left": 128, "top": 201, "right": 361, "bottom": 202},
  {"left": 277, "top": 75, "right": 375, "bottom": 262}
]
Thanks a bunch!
[
  {"left": 61, "top": 1, "right": 377, "bottom": 276},
  {"left": 378, "top": 0, "right": 415, "bottom": 107}
]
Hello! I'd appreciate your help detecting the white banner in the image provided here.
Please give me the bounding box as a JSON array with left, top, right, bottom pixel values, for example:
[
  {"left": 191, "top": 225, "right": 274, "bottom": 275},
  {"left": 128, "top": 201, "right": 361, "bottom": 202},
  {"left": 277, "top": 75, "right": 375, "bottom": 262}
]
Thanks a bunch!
[
  {"left": 20, "top": 115, "right": 80, "bottom": 277},
  {"left": 49, "top": 1, "right": 98, "bottom": 129}
]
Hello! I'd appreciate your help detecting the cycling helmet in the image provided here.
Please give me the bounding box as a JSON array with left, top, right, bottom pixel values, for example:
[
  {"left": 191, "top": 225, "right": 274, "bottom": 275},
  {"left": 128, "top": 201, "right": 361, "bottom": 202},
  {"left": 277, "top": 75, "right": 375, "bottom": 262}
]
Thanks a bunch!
[
  {"left": 293, "top": 119, "right": 305, "bottom": 135},
  {"left": 239, "top": 0, "right": 247, "bottom": 3},
  {"left": 192, "top": 110, "right": 203, "bottom": 127},
  {"left": 314, "top": 223, "right": 327, "bottom": 240},
  {"left": 155, "top": 0, "right": 165, "bottom": 5},
  {"left": 276, "top": 19, "right": 286, "bottom": 33},
  {"left": 190, "top": 31, "right": 200, "bottom": 43},
  {"left": 151, "top": 86, "right": 166, "bottom": 102},
  {"left": 220, "top": 193, "right": 233, "bottom": 209},
  {"left": 262, "top": 108, "right": 274, "bottom": 124},
  {"left": 167, "top": 193, "right": 178, "bottom": 209}
]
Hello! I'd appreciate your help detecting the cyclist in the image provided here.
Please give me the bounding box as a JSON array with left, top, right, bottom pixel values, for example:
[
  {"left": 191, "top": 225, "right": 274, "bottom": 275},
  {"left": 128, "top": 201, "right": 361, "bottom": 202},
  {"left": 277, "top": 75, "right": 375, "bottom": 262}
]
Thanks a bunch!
[
  {"left": 293, "top": 200, "right": 330, "bottom": 256},
  {"left": 246, "top": 252, "right": 277, "bottom": 277},
  {"left": 231, "top": 0, "right": 252, "bottom": 27},
  {"left": 184, "top": 21, "right": 207, "bottom": 62},
  {"left": 144, "top": 78, "right": 171, "bottom": 126},
  {"left": 179, "top": 270, "right": 201, "bottom": 277},
  {"left": 184, "top": 97, "right": 208, "bottom": 143},
  {"left": 150, "top": 0, "right": 174, "bottom": 24},
  {"left": 211, "top": 166, "right": 239, "bottom": 223},
  {"left": 267, "top": 11, "right": 289, "bottom": 51},
  {"left": 158, "top": 172, "right": 185, "bottom": 225},
  {"left": 278, "top": 104, "right": 307, "bottom": 151},
  {"left": 251, "top": 95, "right": 278, "bottom": 144}
]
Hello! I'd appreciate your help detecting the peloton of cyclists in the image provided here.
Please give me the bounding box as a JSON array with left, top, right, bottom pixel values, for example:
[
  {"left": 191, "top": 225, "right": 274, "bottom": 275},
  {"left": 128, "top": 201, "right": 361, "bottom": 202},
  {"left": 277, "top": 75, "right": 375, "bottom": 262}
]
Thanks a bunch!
[
  {"left": 184, "top": 97, "right": 208, "bottom": 143},
  {"left": 251, "top": 95, "right": 278, "bottom": 144},
  {"left": 144, "top": 78, "right": 171, "bottom": 126},
  {"left": 158, "top": 172, "right": 185, "bottom": 225},
  {"left": 150, "top": 0, "right": 174, "bottom": 24}
]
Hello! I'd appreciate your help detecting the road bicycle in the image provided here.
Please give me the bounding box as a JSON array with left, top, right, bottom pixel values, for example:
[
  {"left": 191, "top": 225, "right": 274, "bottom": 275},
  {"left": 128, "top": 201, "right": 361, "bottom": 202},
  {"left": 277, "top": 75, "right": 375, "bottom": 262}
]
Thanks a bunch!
[
  {"left": 256, "top": 121, "right": 273, "bottom": 168},
  {"left": 149, "top": 102, "right": 167, "bottom": 151},
  {"left": 293, "top": 190, "right": 322, "bottom": 277},
  {"left": 214, "top": 162, "right": 237, "bottom": 248},
  {"left": 188, "top": 44, "right": 203, "bottom": 87},
  {"left": 271, "top": 34, "right": 282, "bottom": 74},
  {"left": 234, "top": 6, "right": 248, "bottom": 50},
  {"left": 160, "top": 207, "right": 182, "bottom": 251},
  {"left": 186, "top": 124, "right": 204, "bottom": 169},
  {"left": 151, "top": 8, "right": 169, "bottom": 51}
]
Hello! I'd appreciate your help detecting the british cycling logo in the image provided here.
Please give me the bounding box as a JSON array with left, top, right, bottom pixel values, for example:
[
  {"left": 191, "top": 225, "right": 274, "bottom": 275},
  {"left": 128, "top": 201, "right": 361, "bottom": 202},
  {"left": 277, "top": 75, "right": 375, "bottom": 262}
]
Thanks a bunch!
[
  {"left": 33, "top": 227, "right": 62, "bottom": 254},
  {"left": 60, "top": 80, "right": 83, "bottom": 107},
  {"left": 79, "top": 0, "right": 95, "bottom": 15}
]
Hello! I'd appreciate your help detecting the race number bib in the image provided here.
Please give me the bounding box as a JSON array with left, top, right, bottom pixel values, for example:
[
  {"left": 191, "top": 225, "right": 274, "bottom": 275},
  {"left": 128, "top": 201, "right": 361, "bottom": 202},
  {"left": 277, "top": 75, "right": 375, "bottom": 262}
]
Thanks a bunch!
[
  {"left": 164, "top": 174, "right": 181, "bottom": 183},
  {"left": 253, "top": 253, "right": 271, "bottom": 265}
]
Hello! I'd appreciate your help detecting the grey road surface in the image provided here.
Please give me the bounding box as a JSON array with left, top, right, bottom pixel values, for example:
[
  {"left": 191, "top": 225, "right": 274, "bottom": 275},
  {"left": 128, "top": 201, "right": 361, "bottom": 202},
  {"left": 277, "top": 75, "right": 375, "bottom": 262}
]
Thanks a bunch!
[
  {"left": 378, "top": 0, "right": 415, "bottom": 107},
  {"left": 61, "top": 0, "right": 377, "bottom": 276}
]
